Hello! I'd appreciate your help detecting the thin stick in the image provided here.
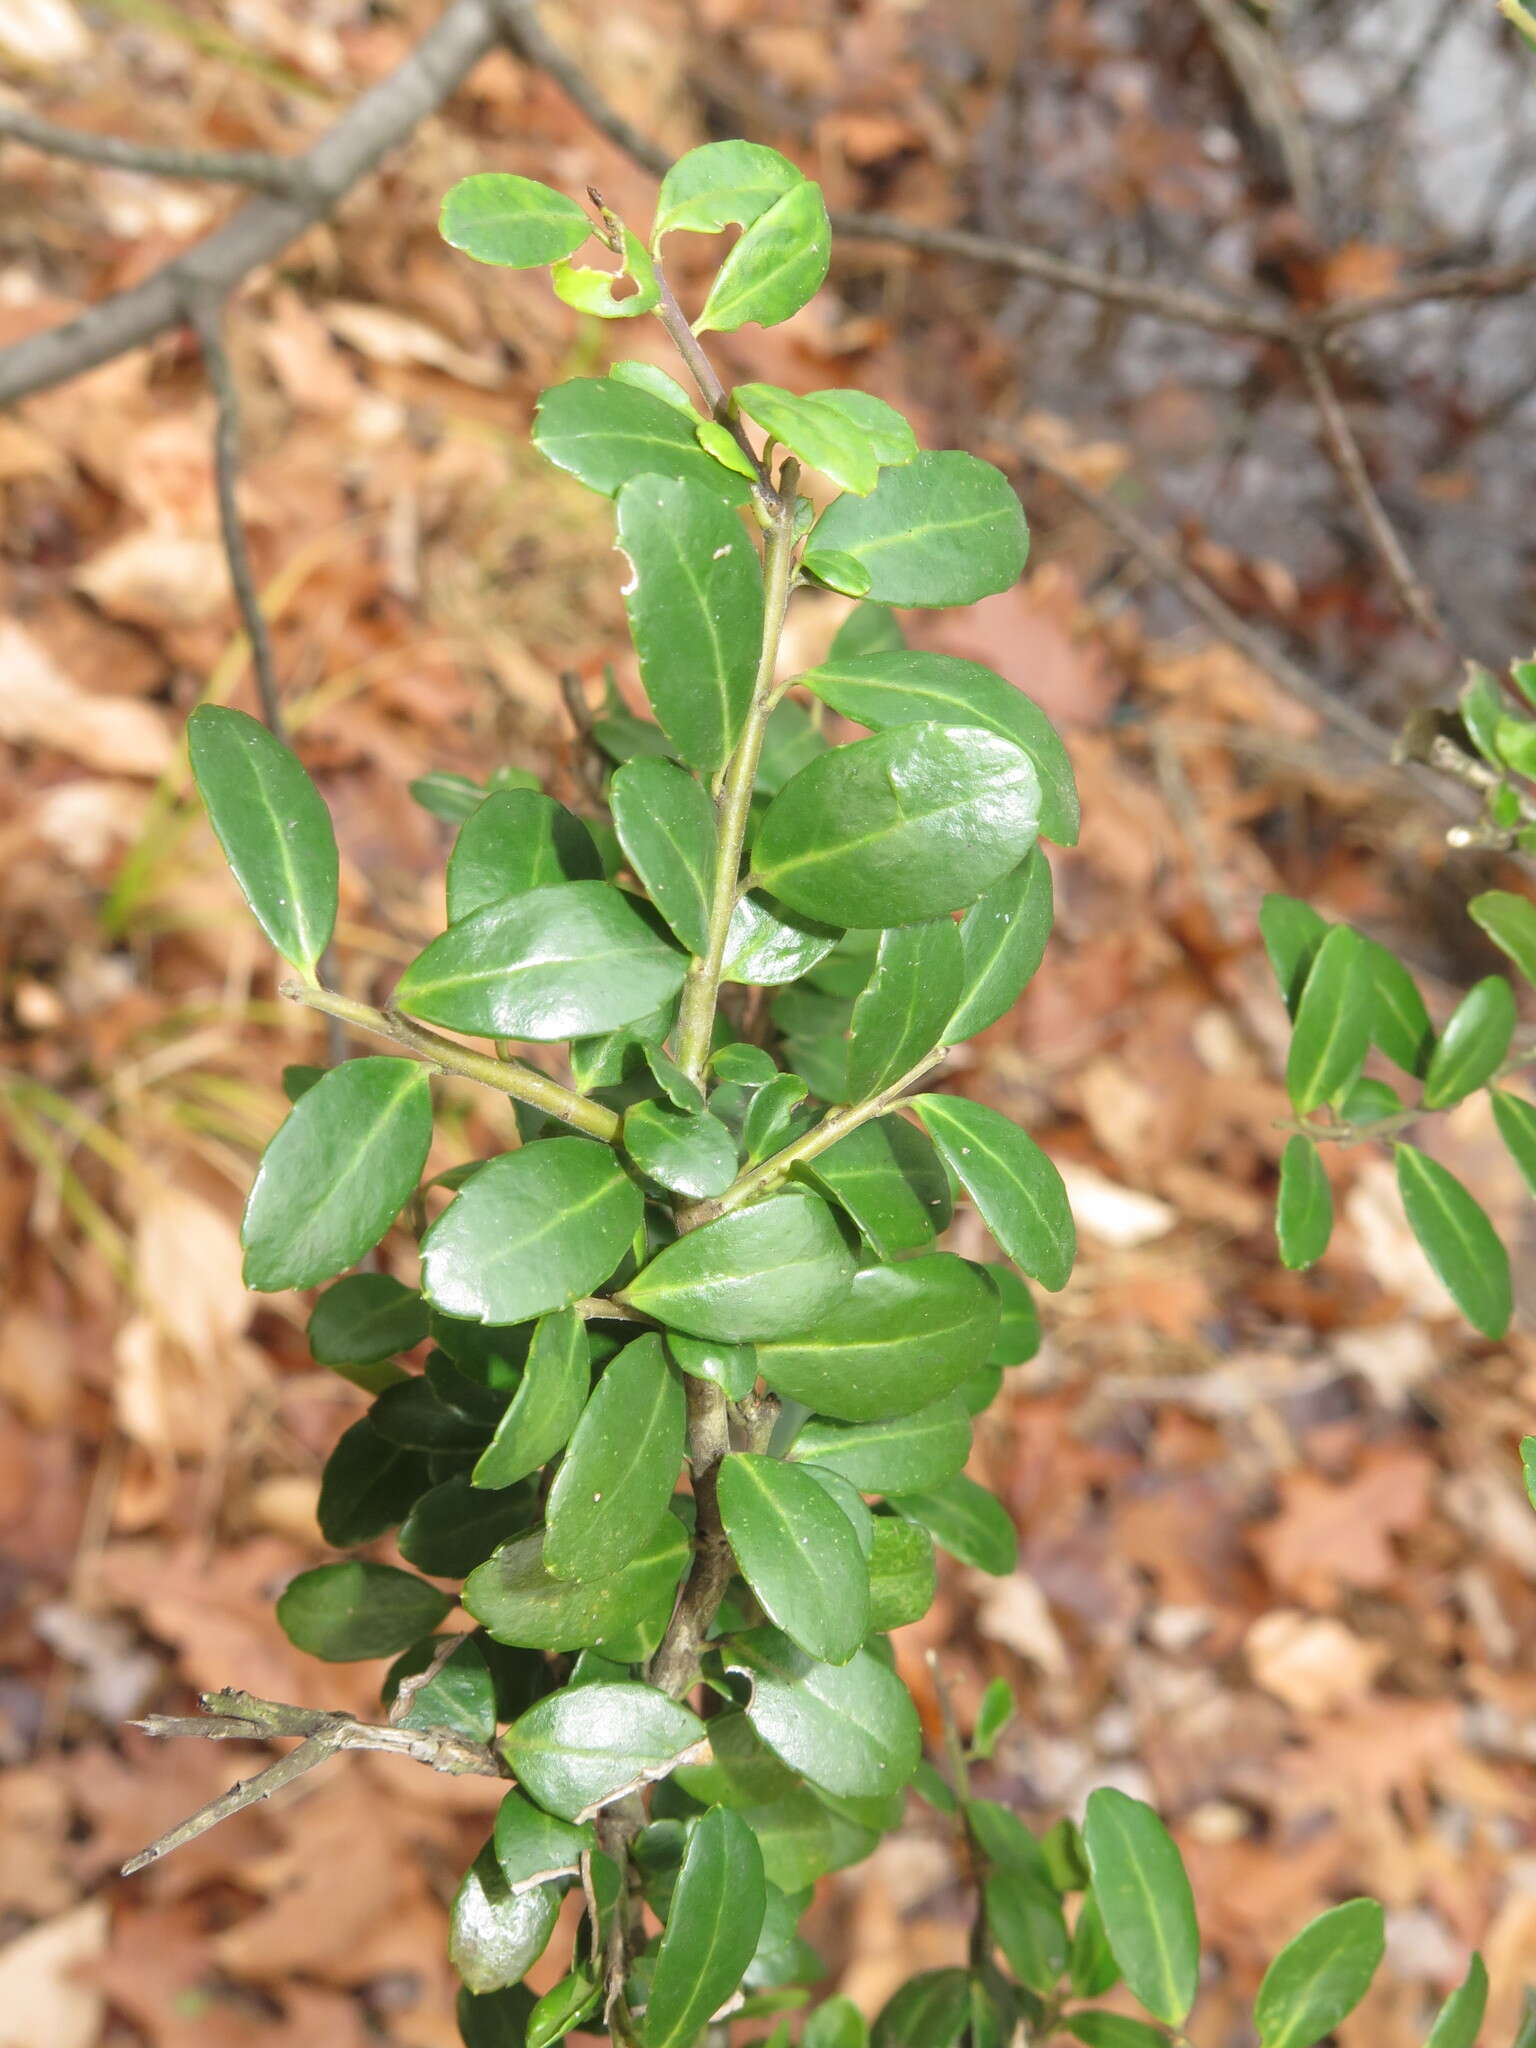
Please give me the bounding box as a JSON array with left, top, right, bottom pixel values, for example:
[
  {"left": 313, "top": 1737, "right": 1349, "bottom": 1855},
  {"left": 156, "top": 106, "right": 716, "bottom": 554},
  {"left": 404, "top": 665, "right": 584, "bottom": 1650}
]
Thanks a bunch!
[{"left": 0, "top": 107, "right": 304, "bottom": 193}]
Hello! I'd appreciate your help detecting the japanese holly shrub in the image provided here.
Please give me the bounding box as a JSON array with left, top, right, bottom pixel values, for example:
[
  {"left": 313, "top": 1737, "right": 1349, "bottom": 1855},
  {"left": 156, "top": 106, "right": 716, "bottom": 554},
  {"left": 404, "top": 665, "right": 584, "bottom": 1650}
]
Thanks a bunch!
[{"left": 179, "top": 143, "right": 1501, "bottom": 2045}]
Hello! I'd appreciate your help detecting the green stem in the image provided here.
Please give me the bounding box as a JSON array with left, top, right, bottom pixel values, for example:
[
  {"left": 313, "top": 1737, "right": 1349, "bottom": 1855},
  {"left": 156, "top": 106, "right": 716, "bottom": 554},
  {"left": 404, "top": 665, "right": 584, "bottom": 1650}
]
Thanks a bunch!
[{"left": 673, "top": 473, "right": 801, "bottom": 1086}]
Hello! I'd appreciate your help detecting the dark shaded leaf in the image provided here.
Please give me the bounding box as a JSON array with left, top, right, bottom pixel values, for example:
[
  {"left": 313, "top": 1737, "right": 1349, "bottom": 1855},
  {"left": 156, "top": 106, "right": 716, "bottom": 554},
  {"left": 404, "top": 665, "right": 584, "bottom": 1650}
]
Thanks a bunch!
[
  {"left": 277, "top": 1561, "right": 451, "bottom": 1662},
  {"left": 447, "top": 791, "right": 602, "bottom": 923}
]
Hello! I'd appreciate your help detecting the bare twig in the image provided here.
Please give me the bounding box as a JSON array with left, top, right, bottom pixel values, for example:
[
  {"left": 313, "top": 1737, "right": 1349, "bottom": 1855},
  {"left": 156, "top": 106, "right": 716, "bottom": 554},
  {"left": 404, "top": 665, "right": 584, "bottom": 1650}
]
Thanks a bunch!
[
  {"left": 1308, "top": 256, "right": 1536, "bottom": 333},
  {"left": 492, "top": 0, "right": 671, "bottom": 178},
  {"left": 124, "top": 1686, "right": 504, "bottom": 1874},
  {"left": 0, "top": 106, "right": 304, "bottom": 193}
]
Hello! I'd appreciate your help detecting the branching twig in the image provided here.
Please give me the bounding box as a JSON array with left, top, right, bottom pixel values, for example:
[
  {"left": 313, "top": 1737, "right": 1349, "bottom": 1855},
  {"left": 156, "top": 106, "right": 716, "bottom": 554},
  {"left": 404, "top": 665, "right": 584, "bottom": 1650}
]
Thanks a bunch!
[
  {"left": 0, "top": 106, "right": 304, "bottom": 193},
  {"left": 124, "top": 1686, "right": 504, "bottom": 1875}
]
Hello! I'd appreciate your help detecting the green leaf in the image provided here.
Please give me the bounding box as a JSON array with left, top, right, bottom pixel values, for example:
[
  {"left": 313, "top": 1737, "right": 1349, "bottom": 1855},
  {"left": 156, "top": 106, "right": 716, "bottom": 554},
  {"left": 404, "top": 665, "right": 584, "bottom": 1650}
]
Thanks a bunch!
[
  {"left": 473, "top": 1310, "right": 589, "bottom": 1491},
  {"left": 440, "top": 172, "right": 592, "bottom": 269},
  {"left": 870, "top": 1971, "right": 969, "bottom": 2048},
  {"left": 808, "top": 452, "right": 1028, "bottom": 608},
  {"left": 971, "top": 1678, "right": 1016, "bottom": 1762},
  {"left": 865, "top": 1515, "right": 936, "bottom": 1632},
  {"left": 1471, "top": 888, "right": 1536, "bottom": 987},
  {"left": 457, "top": 1983, "right": 535, "bottom": 2048},
  {"left": 740, "top": 1072, "right": 812, "bottom": 1164},
  {"left": 719, "top": 1452, "right": 871, "bottom": 1663},
  {"left": 667, "top": 1332, "right": 758, "bottom": 1401},
  {"left": 723, "top": 891, "right": 841, "bottom": 986},
  {"left": 737, "top": 383, "right": 881, "bottom": 495},
  {"left": 1254, "top": 1898, "right": 1385, "bottom": 2048},
  {"left": 611, "top": 360, "right": 696, "bottom": 414},
  {"left": 317, "top": 1418, "right": 430, "bottom": 1546},
  {"left": 914, "top": 1095, "right": 1074, "bottom": 1292},
  {"left": 625, "top": 1100, "right": 739, "bottom": 1198},
  {"left": 1513, "top": 1987, "right": 1536, "bottom": 2048},
  {"left": 1394, "top": 1144, "right": 1512, "bottom": 1338},
  {"left": 804, "top": 548, "right": 873, "bottom": 596},
  {"left": 987, "top": 1264, "right": 1040, "bottom": 1366},
  {"left": 1063, "top": 2017, "right": 1168, "bottom": 2048},
  {"left": 395, "top": 880, "right": 686, "bottom": 1040},
  {"left": 1276, "top": 1134, "right": 1333, "bottom": 1271},
  {"left": 1259, "top": 894, "right": 1331, "bottom": 1019},
  {"left": 527, "top": 1970, "right": 600, "bottom": 2048},
  {"left": 276, "top": 1560, "right": 451, "bottom": 1662},
  {"left": 792, "top": 1398, "right": 970, "bottom": 1494},
  {"left": 753, "top": 723, "right": 1041, "bottom": 927},
  {"left": 644, "top": 1807, "right": 767, "bottom": 2048},
  {"left": 493, "top": 1790, "right": 592, "bottom": 1890},
  {"left": 1493, "top": 1088, "right": 1536, "bottom": 1196},
  {"left": 696, "top": 177, "right": 831, "bottom": 334},
  {"left": 830, "top": 602, "right": 906, "bottom": 661},
  {"left": 1340, "top": 1076, "right": 1405, "bottom": 1123},
  {"left": 1082, "top": 1788, "right": 1198, "bottom": 2026},
  {"left": 610, "top": 757, "right": 714, "bottom": 954},
  {"left": 985, "top": 1868, "right": 1069, "bottom": 1993},
  {"left": 805, "top": 1114, "right": 952, "bottom": 1261},
  {"left": 814, "top": 393, "right": 918, "bottom": 471},
  {"left": 696, "top": 417, "right": 761, "bottom": 479},
  {"left": 1285, "top": 925, "right": 1371, "bottom": 1113},
  {"left": 653, "top": 140, "right": 805, "bottom": 240},
  {"left": 450, "top": 1842, "right": 560, "bottom": 1994},
  {"left": 756, "top": 1254, "right": 1000, "bottom": 1422},
  {"left": 551, "top": 225, "right": 660, "bottom": 319},
  {"left": 890, "top": 1474, "right": 1016, "bottom": 1575},
  {"left": 845, "top": 919, "right": 965, "bottom": 1099},
  {"left": 309, "top": 1273, "right": 428, "bottom": 1370},
  {"left": 1425, "top": 1953, "right": 1488, "bottom": 2048},
  {"left": 1523, "top": 1436, "right": 1536, "bottom": 1513},
  {"left": 803, "top": 1995, "right": 870, "bottom": 2048},
  {"left": 1498, "top": 714, "right": 1536, "bottom": 777},
  {"left": 615, "top": 475, "right": 764, "bottom": 773},
  {"left": 421, "top": 1138, "right": 642, "bottom": 1325},
  {"left": 618, "top": 1191, "right": 857, "bottom": 1343},
  {"left": 798, "top": 651, "right": 1077, "bottom": 847},
  {"left": 1422, "top": 975, "right": 1516, "bottom": 1107},
  {"left": 533, "top": 376, "right": 750, "bottom": 503},
  {"left": 729, "top": 1628, "right": 921, "bottom": 1798},
  {"left": 399, "top": 1474, "right": 536, "bottom": 1578},
  {"left": 281, "top": 1063, "right": 325, "bottom": 1104},
  {"left": 503, "top": 1681, "right": 704, "bottom": 1822},
  {"left": 187, "top": 704, "right": 338, "bottom": 972},
  {"left": 370, "top": 1372, "right": 491, "bottom": 1453},
  {"left": 383, "top": 1634, "right": 497, "bottom": 1744},
  {"left": 242, "top": 1058, "right": 431, "bottom": 1291},
  {"left": 465, "top": 1512, "right": 689, "bottom": 1654},
  {"left": 544, "top": 1333, "right": 685, "bottom": 1580},
  {"left": 944, "top": 851, "right": 1055, "bottom": 1043},
  {"left": 447, "top": 791, "right": 602, "bottom": 923},
  {"left": 968, "top": 1799, "right": 1053, "bottom": 1881},
  {"left": 1361, "top": 937, "right": 1434, "bottom": 1076}
]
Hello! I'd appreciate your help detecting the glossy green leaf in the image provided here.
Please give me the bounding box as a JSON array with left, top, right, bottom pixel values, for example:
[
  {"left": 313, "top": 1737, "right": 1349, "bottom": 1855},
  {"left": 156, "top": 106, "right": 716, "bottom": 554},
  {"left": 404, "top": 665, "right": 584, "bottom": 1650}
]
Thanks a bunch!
[
  {"left": 1082, "top": 1788, "right": 1198, "bottom": 2025},
  {"left": 611, "top": 359, "right": 695, "bottom": 414},
  {"left": 399, "top": 1474, "right": 535, "bottom": 1578},
  {"left": 865, "top": 1515, "right": 936, "bottom": 1632},
  {"left": 465, "top": 1511, "right": 689, "bottom": 1654},
  {"left": 624, "top": 1099, "right": 739, "bottom": 1198},
  {"left": 719, "top": 1452, "right": 870, "bottom": 1663},
  {"left": 944, "top": 850, "right": 1055, "bottom": 1043},
  {"left": 493, "top": 1790, "right": 592, "bottom": 1891},
  {"left": 740, "top": 1072, "right": 812, "bottom": 1164},
  {"left": 737, "top": 383, "right": 881, "bottom": 494},
  {"left": 446, "top": 791, "right": 602, "bottom": 923},
  {"left": 618, "top": 1192, "right": 856, "bottom": 1342},
  {"left": 804, "top": 1113, "right": 953, "bottom": 1260},
  {"left": 870, "top": 1970, "right": 969, "bottom": 2048},
  {"left": 799, "top": 651, "right": 1077, "bottom": 847},
  {"left": 440, "top": 172, "right": 592, "bottom": 268},
  {"left": 544, "top": 1334, "right": 685, "bottom": 1579},
  {"left": 713, "top": 1044, "right": 780, "bottom": 1085},
  {"left": 396, "top": 880, "right": 685, "bottom": 1040},
  {"left": 844, "top": 918, "right": 965, "bottom": 1100},
  {"left": 814, "top": 392, "right": 918, "bottom": 471},
  {"left": 473, "top": 1310, "right": 589, "bottom": 1491},
  {"left": 615, "top": 475, "right": 763, "bottom": 773},
  {"left": 1254, "top": 1898, "right": 1385, "bottom": 2048},
  {"left": 804, "top": 547, "right": 874, "bottom": 595},
  {"left": 1340, "top": 1075, "right": 1405, "bottom": 1123},
  {"left": 1523, "top": 1437, "right": 1536, "bottom": 1513},
  {"left": 890, "top": 1474, "right": 1016, "bottom": 1575},
  {"left": 1361, "top": 936, "right": 1434, "bottom": 1076},
  {"left": 1063, "top": 2017, "right": 1168, "bottom": 2048},
  {"left": 276, "top": 1560, "right": 451, "bottom": 1662},
  {"left": 421, "top": 1138, "right": 642, "bottom": 1325},
  {"left": 808, "top": 452, "right": 1028, "bottom": 608},
  {"left": 723, "top": 891, "right": 841, "bottom": 987},
  {"left": 1425, "top": 1953, "right": 1488, "bottom": 2048},
  {"left": 753, "top": 723, "right": 1041, "bottom": 927},
  {"left": 383, "top": 1634, "right": 497, "bottom": 1744},
  {"left": 503, "top": 1681, "right": 704, "bottom": 1822},
  {"left": 242, "top": 1058, "right": 431, "bottom": 1291},
  {"left": 187, "top": 705, "right": 338, "bottom": 972},
  {"left": 696, "top": 177, "right": 831, "bottom": 333},
  {"left": 1471, "top": 888, "right": 1536, "bottom": 987},
  {"left": 450, "top": 1842, "right": 560, "bottom": 1994},
  {"left": 667, "top": 1332, "right": 757, "bottom": 1401},
  {"left": 308, "top": 1273, "right": 428, "bottom": 1370},
  {"left": 915, "top": 1094, "right": 1075, "bottom": 1292},
  {"left": 644, "top": 1806, "right": 767, "bottom": 2048},
  {"left": 317, "top": 1418, "right": 431, "bottom": 1546},
  {"left": 653, "top": 140, "right": 805, "bottom": 240},
  {"left": 1259, "top": 894, "right": 1330, "bottom": 1018},
  {"left": 532, "top": 377, "right": 750, "bottom": 503},
  {"left": 792, "top": 1398, "right": 970, "bottom": 1495},
  {"left": 1492, "top": 1088, "right": 1536, "bottom": 1196},
  {"left": 527, "top": 1969, "right": 600, "bottom": 2048},
  {"left": 757, "top": 1254, "right": 999, "bottom": 1422},
  {"left": 610, "top": 757, "right": 714, "bottom": 954},
  {"left": 1394, "top": 1143, "right": 1512, "bottom": 1337},
  {"left": 729, "top": 1628, "right": 921, "bottom": 1798},
  {"left": 551, "top": 225, "right": 659, "bottom": 318},
  {"left": 985, "top": 1868, "right": 1069, "bottom": 1993},
  {"left": 1422, "top": 975, "right": 1516, "bottom": 1107},
  {"left": 1285, "top": 924, "right": 1370, "bottom": 1112},
  {"left": 1276, "top": 1133, "right": 1333, "bottom": 1271}
]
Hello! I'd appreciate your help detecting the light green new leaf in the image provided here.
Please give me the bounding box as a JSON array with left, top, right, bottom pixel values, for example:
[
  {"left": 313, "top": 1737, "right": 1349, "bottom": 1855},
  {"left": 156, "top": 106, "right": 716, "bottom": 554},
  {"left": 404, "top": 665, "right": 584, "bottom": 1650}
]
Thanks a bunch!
[
  {"left": 533, "top": 377, "right": 750, "bottom": 503},
  {"left": 808, "top": 451, "right": 1029, "bottom": 608},
  {"left": 421, "top": 1138, "right": 642, "bottom": 1325},
  {"left": 846, "top": 918, "right": 965, "bottom": 1100},
  {"left": 552, "top": 225, "right": 660, "bottom": 318},
  {"left": 971, "top": 1678, "right": 1015, "bottom": 1761},
  {"left": 618, "top": 1192, "right": 856, "bottom": 1343},
  {"left": 736, "top": 382, "right": 881, "bottom": 495},
  {"left": 644, "top": 1807, "right": 767, "bottom": 2048},
  {"left": 728, "top": 1628, "right": 922, "bottom": 1798},
  {"left": 440, "top": 172, "right": 592, "bottom": 268},
  {"left": 446, "top": 790, "right": 602, "bottom": 922},
  {"left": 1082, "top": 1787, "right": 1199, "bottom": 2026},
  {"left": 624, "top": 1100, "right": 738, "bottom": 1198},
  {"left": 805, "top": 1113, "right": 953, "bottom": 1260},
  {"left": 718, "top": 1452, "right": 870, "bottom": 1663},
  {"left": 1492, "top": 1088, "right": 1536, "bottom": 1196},
  {"left": 753, "top": 723, "right": 1041, "bottom": 927},
  {"left": 1254, "top": 1898, "right": 1385, "bottom": 2048},
  {"left": 615, "top": 475, "right": 764, "bottom": 773},
  {"left": 696, "top": 177, "right": 831, "bottom": 333},
  {"left": 187, "top": 704, "right": 338, "bottom": 972},
  {"left": 889, "top": 1474, "right": 1016, "bottom": 1575},
  {"left": 1285, "top": 923, "right": 1370, "bottom": 1113},
  {"left": 1425, "top": 1953, "right": 1488, "bottom": 2048},
  {"left": 242, "top": 1058, "right": 431, "bottom": 1291},
  {"left": 792, "top": 1398, "right": 971, "bottom": 1495},
  {"left": 798, "top": 649, "right": 1078, "bottom": 846},
  {"left": 1471, "top": 888, "right": 1536, "bottom": 987},
  {"left": 814, "top": 391, "right": 919, "bottom": 469},
  {"left": 1276, "top": 1133, "right": 1333, "bottom": 1271},
  {"left": 1064, "top": 2017, "right": 1168, "bottom": 2048},
  {"left": 276, "top": 1560, "right": 451, "bottom": 1662},
  {"left": 473, "top": 1309, "right": 590, "bottom": 1491},
  {"left": 544, "top": 1334, "right": 685, "bottom": 1580},
  {"left": 464, "top": 1514, "right": 689, "bottom": 1654},
  {"left": 1422, "top": 975, "right": 1516, "bottom": 1107},
  {"left": 610, "top": 757, "right": 714, "bottom": 954},
  {"left": 449, "top": 1843, "right": 560, "bottom": 1995},
  {"left": 1258, "top": 893, "right": 1330, "bottom": 1018},
  {"left": 914, "top": 1094, "right": 1075, "bottom": 1291},
  {"left": 947, "top": 850, "right": 1055, "bottom": 1042},
  {"left": 803, "top": 548, "right": 874, "bottom": 596},
  {"left": 502, "top": 1681, "right": 704, "bottom": 1822},
  {"left": 396, "top": 880, "right": 686, "bottom": 1040},
  {"left": 653, "top": 139, "right": 805, "bottom": 240},
  {"left": 610, "top": 359, "right": 696, "bottom": 414},
  {"left": 1394, "top": 1144, "right": 1512, "bottom": 1338}
]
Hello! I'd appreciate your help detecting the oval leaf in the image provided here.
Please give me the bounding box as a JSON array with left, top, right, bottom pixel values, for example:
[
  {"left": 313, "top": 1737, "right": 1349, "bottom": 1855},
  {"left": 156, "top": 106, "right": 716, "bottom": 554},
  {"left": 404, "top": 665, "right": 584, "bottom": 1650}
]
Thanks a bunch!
[
  {"left": 473, "top": 1310, "right": 590, "bottom": 1491},
  {"left": 1425, "top": 1953, "right": 1488, "bottom": 2048},
  {"left": 889, "top": 1474, "right": 1016, "bottom": 1575},
  {"left": 1254, "top": 1898, "right": 1385, "bottom": 2048},
  {"left": 1285, "top": 924, "right": 1370, "bottom": 1114},
  {"left": 947, "top": 850, "right": 1055, "bottom": 1042},
  {"left": 644, "top": 1806, "right": 767, "bottom": 2048},
  {"left": 276, "top": 1560, "right": 451, "bottom": 1662},
  {"left": 1395, "top": 1142, "right": 1512, "bottom": 1337},
  {"left": 450, "top": 1841, "right": 560, "bottom": 1994},
  {"left": 728, "top": 1628, "right": 922, "bottom": 1798},
  {"left": 544, "top": 1334, "right": 685, "bottom": 1580},
  {"left": 465, "top": 1514, "right": 689, "bottom": 1655},
  {"left": 1470, "top": 888, "right": 1536, "bottom": 987},
  {"left": 914, "top": 1094, "right": 1075, "bottom": 1292},
  {"left": 792, "top": 1399, "right": 971, "bottom": 1495},
  {"left": 503, "top": 1681, "right": 704, "bottom": 1822},
  {"left": 1492, "top": 1087, "right": 1536, "bottom": 1196},
  {"left": 624, "top": 1100, "right": 739, "bottom": 1199},
  {"left": 611, "top": 757, "right": 714, "bottom": 955},
  {"left": 1082, "top": 1787, "right": 1199, "bottom": 2027},
  {"left": 719, "top": 1452, "right": 871, "bottom": 1663},
  {"left": 446, "top": 791, "right": 602, "bottom": 922},
  {"left": 807, "top": 452, "right": 1028, "bottom": 608},
  {"left": 696, "top": 177, "right": 831, "bottom": 334},
  {"left": 654, "top": 140, "right": 805, "bottom": 239},
  {"left": 533, "top": 376, "right": 750, "bottom": 503},
  {"left": 1421, "top": 974, "right": 1515, "bottom": 1107},
  {"left": 440, "top": 172, "right": 593, "bottom": 268},
  {"left": 618, "top": 1192, "right": 856, "bottom": 1343},
  {"left": 805, "top": 1113, "right": 953, "bottom": 1261},
  {"left": 1276, "top": 1134, "right": 1333, "bottom": 1271},
  {"left": 845, "top": 918, "right": 965, "bottom": 1100}
]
